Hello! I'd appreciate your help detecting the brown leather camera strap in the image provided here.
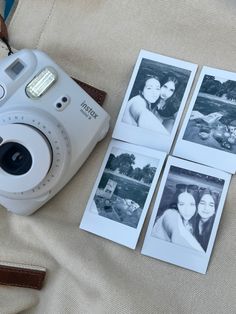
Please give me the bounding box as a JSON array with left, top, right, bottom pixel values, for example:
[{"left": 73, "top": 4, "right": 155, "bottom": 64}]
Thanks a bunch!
[
  {"left": 0, "top": 14, "right": 13, "bottom": 55},
  {"left": 0, "top": 262, "right": 46, "bottom": 290},
  {"left": 0, "top": 15, "right": 46, "bottom": 291},
  {"left": 0, "top": 15, "right": 106, "bottom": 291},
  {"left": 0, "top": 15, "right": 8, "bottom": 41},
  {"left": 0, "top": 15, "right": 106, "bottom": 105},
  {"left": 72, "top": 77, "right": 106, "bottom": 106}
]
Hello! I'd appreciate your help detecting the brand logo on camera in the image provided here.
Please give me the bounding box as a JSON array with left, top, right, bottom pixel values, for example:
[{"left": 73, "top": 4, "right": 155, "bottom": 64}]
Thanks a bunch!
[{"left": 80, "top": 101, "right": 98, "bottom": 120}]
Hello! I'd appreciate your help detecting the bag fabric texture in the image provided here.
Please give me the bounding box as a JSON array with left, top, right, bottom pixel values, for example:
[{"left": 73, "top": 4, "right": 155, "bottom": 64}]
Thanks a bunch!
[{"left": 0, "top": 1, "right": 236, "bottom": 313}]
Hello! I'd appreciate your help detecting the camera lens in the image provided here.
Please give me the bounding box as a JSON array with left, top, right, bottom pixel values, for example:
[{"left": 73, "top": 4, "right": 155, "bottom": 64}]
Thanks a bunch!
[{"left": 0, "top": 142, "right": 32, "bottom": 175}]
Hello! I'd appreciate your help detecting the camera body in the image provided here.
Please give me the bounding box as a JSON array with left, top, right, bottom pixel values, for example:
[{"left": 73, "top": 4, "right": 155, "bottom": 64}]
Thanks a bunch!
[{"left": 0, "top": 49, "right": 110, "bottom": 215}]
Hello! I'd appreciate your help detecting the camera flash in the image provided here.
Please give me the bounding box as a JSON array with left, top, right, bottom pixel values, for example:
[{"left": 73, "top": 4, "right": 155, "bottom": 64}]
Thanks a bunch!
[{"left": 26, "top": 67, "right": 57, "bottom": 99}]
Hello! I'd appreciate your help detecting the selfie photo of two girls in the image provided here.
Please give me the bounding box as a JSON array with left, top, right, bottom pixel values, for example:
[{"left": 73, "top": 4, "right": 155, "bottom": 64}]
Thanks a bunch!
[
  {"left": 112, "top": 50, "right": 197, "bottom": 152},
  {"left": 122, "top": 59, "right": 189, "bottom": 135},
  {"left": 151, "top": 166, "right": 224, "bottom": 253},
  {"left": 142, "top": 157, "right": 230, "bottom": 274}
]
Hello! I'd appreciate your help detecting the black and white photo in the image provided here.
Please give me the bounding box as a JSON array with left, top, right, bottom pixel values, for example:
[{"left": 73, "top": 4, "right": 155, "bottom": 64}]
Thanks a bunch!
[
  {"left": 113, "top": 50, "right": 197, "bottom": 152},
  {"left": 91, "top": 147, "right": 159, "bottom": 228},
  {"left": 151, "top": 166, "right": 224, "bottom": 252},
  {"left": 122, "top": 59, "right": 190, "bottom": 134},
  {"left": 141, "top": 156, "right": 231, "bottom": 274},
  {"left": 80, "top": 140, "right": 166, "bottom": 249},
  {"left": 174, "top": 66, "right": 236, "bottom": 173}
]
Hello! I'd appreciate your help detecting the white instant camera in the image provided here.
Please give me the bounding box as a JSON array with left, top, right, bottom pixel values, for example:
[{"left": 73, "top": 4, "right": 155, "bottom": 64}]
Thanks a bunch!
[{"left": 0, "top": 49, "right": 110, "bottom": 215}]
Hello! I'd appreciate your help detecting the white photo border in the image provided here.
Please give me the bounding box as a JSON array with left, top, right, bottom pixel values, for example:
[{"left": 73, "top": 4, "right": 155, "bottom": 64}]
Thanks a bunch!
[
  {"left": 141, "top": 156, "right": 231, "bottom": 274},
  {"left": 112, "top": 49, "right": 198, "bottom": 153},
  {"left": 174, "top": 66, "right": 236, "bottom": 174},
  {"left": 80, "top": 139, "right": 167, "bottom": 249}
]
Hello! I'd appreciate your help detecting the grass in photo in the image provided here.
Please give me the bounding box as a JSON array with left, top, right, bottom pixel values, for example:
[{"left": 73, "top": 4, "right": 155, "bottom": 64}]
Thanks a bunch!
[{"left": 183, "top": 75, "right": 236, "bottom": 153}]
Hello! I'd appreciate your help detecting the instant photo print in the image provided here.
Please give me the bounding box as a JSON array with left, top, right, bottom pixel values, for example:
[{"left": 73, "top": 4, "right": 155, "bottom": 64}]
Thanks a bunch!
[
  {"left": 174, "top": 66, "right": 236, "bottom": 173},
  {"left": 112, "top": 49, "right": 197, "bottom": 153},
  {"left": 141, "top": 156, "right": 231, "bottom": 274},
  {"left": 80, "top": 140, "right": 166, "bottom": 249}
]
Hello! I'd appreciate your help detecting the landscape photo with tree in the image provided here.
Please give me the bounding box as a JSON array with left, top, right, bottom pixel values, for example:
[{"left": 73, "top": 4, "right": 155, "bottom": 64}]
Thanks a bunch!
[
  {"left": 200, "top": 75, "right": 236, "bottom": 101},
  {"left": 106, "top": 153, "right": 157, "bottom": 185},
  {"left": 92, "top": 149, "right": 158, "bottom": 228}
]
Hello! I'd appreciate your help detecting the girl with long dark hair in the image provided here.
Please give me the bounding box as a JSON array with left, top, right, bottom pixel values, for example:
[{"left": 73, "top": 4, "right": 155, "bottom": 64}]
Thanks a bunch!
[
  {"left": 151, "top": 73, "right": 179, "bottom": 133},
  {"left": 122, "top": 75, "right": 169, "bottom": 134},
  {"left": 194, "top": 189, "right": 218, "bottom": 251},
  {"left": 152, "top": 185, "right": 204, "bottom": 252}
]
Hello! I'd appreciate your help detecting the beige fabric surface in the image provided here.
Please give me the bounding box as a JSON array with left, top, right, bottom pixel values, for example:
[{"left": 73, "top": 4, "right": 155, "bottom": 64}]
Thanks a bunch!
[{"left": 0, "top": 0, "right": 236, "bottom": 313}]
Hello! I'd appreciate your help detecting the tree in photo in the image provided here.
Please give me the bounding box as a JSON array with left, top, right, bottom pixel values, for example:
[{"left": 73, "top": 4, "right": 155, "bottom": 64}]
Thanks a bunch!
[
  {"left": 200, "top": 75, "right": 236, "bottom": 101},
  {"left": 142, "top": 164, "right": 156, "bottom": 184}
]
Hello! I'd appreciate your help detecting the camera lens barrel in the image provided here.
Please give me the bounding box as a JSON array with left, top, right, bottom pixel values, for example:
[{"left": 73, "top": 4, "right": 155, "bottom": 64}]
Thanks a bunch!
[
  {"left": 0, "top": 142, "right": 32, "bottom": 175},
  {"left": 0, "top": 124, "right": 52, "bottom": 193}
]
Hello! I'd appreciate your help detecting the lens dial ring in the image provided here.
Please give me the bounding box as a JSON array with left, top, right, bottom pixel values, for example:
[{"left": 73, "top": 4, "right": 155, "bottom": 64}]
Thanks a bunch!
[{"left": 0, "top": 109, "right": 71, "bottom": 197}]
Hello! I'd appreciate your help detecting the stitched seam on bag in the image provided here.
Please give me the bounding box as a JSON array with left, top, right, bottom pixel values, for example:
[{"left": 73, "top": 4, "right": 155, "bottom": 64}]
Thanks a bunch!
[{"left": 35, "top": 0, "right": 57, "bottom": 49}]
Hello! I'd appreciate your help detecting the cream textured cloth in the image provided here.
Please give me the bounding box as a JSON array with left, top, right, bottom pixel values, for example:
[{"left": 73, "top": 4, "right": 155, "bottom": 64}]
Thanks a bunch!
[{"left": 0, "top": 1, "right": 236, "bottom": 313}]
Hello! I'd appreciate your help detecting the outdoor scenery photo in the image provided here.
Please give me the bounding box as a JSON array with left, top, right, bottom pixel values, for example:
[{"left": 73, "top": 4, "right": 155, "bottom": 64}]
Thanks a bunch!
[
  {"left": 90, "top": 147, "right": 159, "bottom": 228},
  {"left": 183, "top": 74, "right": 236, "bottom": 153}
]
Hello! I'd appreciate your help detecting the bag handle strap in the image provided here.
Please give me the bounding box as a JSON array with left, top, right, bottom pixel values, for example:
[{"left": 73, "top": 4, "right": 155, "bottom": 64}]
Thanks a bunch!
[{"left": 0, "top": 14, "right": 13, "bottom": 55}]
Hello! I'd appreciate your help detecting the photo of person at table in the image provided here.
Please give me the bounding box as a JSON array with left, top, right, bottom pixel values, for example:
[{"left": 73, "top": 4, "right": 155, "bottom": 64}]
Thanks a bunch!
[
  {"left": 122, "top": 58, "right": 191, "bottom": 134},
  {"left": 183, "top": 74, "right": 236, "bottom": 153},
  {"left": 151, "top": 166, "right": 224, "bottom": 252}
]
